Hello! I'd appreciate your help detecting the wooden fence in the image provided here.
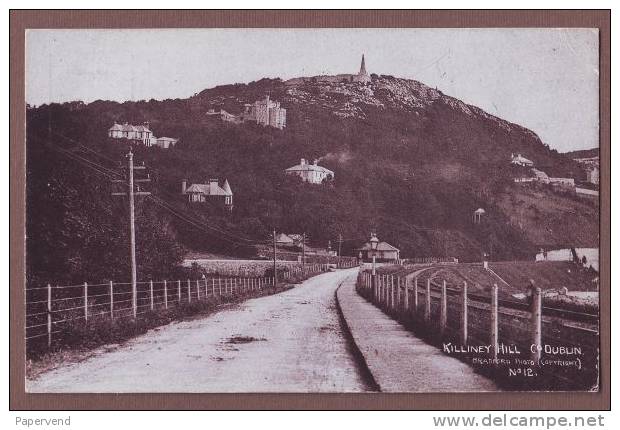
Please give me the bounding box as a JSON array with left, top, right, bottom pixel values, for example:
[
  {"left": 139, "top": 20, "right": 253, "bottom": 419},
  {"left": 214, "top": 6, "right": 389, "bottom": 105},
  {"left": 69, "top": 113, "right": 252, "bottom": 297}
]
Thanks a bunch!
[
  {"left": 26, "top": 264, "right": 331, "bottom": 352},
  {"left": 356, "top": 271, "right": 598, "bottom": 390}
]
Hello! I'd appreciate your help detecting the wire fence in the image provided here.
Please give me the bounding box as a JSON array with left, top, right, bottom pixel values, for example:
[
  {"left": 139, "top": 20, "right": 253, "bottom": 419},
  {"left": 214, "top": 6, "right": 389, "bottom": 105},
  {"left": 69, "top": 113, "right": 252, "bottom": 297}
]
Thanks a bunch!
[
  {"left": 356, "top": 270, "right": 599, "bottom": 390},
  {"left": 26, "top": 264, "right": 332, "bottom": 352}
]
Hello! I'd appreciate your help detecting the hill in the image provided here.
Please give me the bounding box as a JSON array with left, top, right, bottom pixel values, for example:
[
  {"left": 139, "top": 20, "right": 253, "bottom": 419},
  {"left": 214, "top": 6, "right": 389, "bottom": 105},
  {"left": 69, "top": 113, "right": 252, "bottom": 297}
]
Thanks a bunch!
[
  {"left": 25, "top": 74, "right": 599, "bottom": 284},
  {"left": 563, "top": 147, "right": 599, "bottom": 159}
]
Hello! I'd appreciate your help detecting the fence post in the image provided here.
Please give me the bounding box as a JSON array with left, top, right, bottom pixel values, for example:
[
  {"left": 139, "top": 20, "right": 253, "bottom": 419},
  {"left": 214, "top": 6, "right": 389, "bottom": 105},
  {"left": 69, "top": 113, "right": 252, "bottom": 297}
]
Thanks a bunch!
[
  {"left": 219, "top": 278, "right": 222, "bottom": 296},
  {"left": 531, "top": 286, "right": 542, "bottom": 362},
  {"left": 196, "top": 280, "right": 200, "bottom": 300},
  {"left": 84, "top": 282, "right": 88, "bottom": 322},
  {"left": 391, "top": 276, "right": 396, "bottom": 310},
  {"left": 440, "top": 280, "right": 447, "bottom": 336},
  {"left": 47, "top": 283, "right": 52, "bottom": 348},
  {"left": 396, "top": 276, "right": 401, "bottom": 311},
  {"left": 109, "top": 281, "right": 114, "bottom": 319},
  {"left": 425, "top": 279, "right": 431, "bottom": 323},
  {"left": 164, "top": 280, "right": 168, "bottom": 309},
  {"left": 177, "top": 280, "right": 181, "bottom": 303},
  {"left": 212, "top": 278, "right": 216, "bottom": 296},
  {"left": 403, "top": 277, "right": 409, "bottom": 313},
  {"left": 413, "top": 277, "right": 419, "bottom": 314},
  {"left": 461, "top": 281, "right": 468, "bottom": 345},
  {"left": 150, "top": 280, "right": 154, "bottom": 311},
  {"left": 187, "top": 279, "right": 191, "bottom": 303},
  {"left": 491, "top": 283, "right": 499, "bottom": 359},
  {"left": 383, "top": 275, "right": 388, "bottom": 306}
]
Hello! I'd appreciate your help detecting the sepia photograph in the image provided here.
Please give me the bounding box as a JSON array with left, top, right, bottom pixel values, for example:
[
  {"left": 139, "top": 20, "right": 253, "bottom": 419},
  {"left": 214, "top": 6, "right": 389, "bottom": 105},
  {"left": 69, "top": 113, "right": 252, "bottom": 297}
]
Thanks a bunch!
[{"left": 21, "top": 26, "right": 601, "bottom": 395}]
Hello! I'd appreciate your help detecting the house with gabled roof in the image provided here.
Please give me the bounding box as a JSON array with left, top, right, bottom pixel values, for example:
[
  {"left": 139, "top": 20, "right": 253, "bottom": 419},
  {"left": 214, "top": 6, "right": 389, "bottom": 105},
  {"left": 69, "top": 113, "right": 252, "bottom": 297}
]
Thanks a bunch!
[
  {"left": 510, "top": 153, "right": 534, "bottom": 167},
  {"left": 181, "top": 178, "right": 233, "bottom": 210},
  {"left": 355, "top": 233, "right": 400, "bottom": 262},
  {"left": 108, "top": 122, "right": 153, "bottom": 145},
  {"left": 108, "top": 122, "right": 178, "bottom": 149}
]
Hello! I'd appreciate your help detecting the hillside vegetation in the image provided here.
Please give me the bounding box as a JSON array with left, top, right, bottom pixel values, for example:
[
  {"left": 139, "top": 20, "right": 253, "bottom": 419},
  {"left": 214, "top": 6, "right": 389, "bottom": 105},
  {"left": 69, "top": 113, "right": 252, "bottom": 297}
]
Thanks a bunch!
[{"left": 26, "top": 75, "right": 598, "bottom": 285}]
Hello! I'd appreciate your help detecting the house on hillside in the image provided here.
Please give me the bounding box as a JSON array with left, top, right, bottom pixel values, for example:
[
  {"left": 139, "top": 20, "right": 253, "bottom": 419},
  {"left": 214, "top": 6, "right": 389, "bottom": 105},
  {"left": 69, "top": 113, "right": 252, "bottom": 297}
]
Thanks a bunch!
[
  {"left": 207, "top": 109, "right": 243, "bottom": 124},
  {"left": 151, "top": 137, "right": 178, "bottom": 149},
  {"left": 275, "top": 233, "right": 295, "bottom": 245},
  {"left": 242, "top": 96, "right": 287, "bottom": 129},
  {"left": 510, "top": 153, "right": 534, "bottom": 167},
  {"left": 108, "top": 122, "right": 178, "bottom": 149},
  {"left": 181, "top": 178, "right": 233, "bottom": 210},
  {"left": 356, "top": 233, "right": 400, "bottom": 262},
  {"left": 285, "top": 158, "right": 334, "bottom": 184},
  {"left": 108, "top": 122, "right": 153, "bottom": 145},
  {"left": 287, "top": 234, "right": 306, "bottom": 247}
]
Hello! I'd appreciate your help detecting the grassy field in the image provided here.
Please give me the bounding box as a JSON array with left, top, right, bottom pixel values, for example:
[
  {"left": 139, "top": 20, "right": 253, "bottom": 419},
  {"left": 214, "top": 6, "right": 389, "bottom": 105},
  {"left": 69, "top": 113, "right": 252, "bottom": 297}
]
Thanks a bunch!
[
  {"left": 376, "top": 261, "right": 598, "bottom": 300},
  {"left": 489, "top": 261, "right": 598, "bottom": 293}
]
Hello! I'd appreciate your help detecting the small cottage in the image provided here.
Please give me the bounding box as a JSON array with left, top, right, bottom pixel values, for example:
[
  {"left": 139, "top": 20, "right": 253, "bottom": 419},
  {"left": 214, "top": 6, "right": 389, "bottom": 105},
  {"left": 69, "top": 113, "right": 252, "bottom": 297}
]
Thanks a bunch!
[
  {"left": 510, "top": 153, "right": 534, "bottom": 167},
  {"left": 182, "top": 179, "right": 233, "bottom": 210},
  {"left": 356, "top": 234, "right": 400, "bottom": 262}
]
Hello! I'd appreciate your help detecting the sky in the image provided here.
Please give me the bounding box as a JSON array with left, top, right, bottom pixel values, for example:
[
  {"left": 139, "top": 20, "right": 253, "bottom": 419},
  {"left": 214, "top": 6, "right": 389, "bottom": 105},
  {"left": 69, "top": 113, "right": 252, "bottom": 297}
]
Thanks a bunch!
[{"left": 26, "top": 28, "right": 599, "bottom": 152}]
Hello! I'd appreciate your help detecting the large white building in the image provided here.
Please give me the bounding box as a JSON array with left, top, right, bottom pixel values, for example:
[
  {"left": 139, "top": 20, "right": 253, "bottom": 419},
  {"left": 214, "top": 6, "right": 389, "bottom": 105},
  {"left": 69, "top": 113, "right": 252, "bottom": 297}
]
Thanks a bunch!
[
  {"left": 285, "top": 158, "right": 334, "bottom": 184},
  {"left": 108, "top": 122, "right": 178, "bottom": 149},
  {"left": 242, "top": 96, "right": 287, "bottom": 129},
  {"left": 108, "top": 122, "right": 153, "bottom": 145}
]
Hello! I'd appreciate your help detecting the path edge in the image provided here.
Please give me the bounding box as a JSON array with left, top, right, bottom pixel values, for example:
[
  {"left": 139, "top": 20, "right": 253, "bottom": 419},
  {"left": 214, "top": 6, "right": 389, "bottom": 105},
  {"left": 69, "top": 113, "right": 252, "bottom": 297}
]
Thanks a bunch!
[{"left": 334, "top": 276, "right": 381, "bottom": 392}]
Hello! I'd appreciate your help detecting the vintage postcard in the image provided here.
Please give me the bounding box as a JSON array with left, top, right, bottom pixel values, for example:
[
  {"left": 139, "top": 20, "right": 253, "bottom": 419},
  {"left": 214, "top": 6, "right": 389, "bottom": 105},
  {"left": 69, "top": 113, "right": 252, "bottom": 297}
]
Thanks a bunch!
[{"left": 23, "top": 27, "right": 600, "bottom": 394}]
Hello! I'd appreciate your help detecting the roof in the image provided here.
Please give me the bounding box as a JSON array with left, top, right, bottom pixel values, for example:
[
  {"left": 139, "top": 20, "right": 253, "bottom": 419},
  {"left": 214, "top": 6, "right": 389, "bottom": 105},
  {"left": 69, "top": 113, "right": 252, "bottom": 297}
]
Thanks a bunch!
[
  {"left": 185, "top": 180, "right": 232, "bottom": 196},
  {"left": 285, "top": 163, "right": 334, "bottom": 175},
  {"left": 511, "top": 154, "right": 533, "bottom": 164},
  {"left": 222, "top": 179, "right": 232, "bottom": 194},
  {"left": 109, "top": 123, "right": 151, "bottom": 132},
  {"left": 157, "top": 137, "right": 178, "bottom": 142},
  {"left": 356, "top": 241, "right": 400, "bottom": 252},
  {"left": 275, "top": 233, "right": 294, "bottom": 244}
]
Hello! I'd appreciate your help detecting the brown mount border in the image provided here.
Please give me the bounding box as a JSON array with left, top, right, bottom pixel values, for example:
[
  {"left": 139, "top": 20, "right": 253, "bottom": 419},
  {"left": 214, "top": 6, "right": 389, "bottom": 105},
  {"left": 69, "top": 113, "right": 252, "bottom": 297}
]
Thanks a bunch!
[{"left": 9, "top": 9, "right": 611, "bottom": 411}]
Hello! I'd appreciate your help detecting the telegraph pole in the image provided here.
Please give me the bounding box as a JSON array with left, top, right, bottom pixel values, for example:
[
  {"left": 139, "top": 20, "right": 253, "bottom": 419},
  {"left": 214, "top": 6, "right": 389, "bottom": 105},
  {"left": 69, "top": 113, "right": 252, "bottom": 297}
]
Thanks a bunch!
[
  {"left": 302, "top": 232, "right": 306, "bottom": 267},
  {"left": 128, "top": 151, "right": 137, "bottom": 315},
  {"left": 338, "top": 233, "right": 343, "bottom": 259},
  {"left": 112, "top": 149, "right": 150, "bottom": 318},
  {"left": 273, "top": 229, "right": 278, "bottom": 288}
]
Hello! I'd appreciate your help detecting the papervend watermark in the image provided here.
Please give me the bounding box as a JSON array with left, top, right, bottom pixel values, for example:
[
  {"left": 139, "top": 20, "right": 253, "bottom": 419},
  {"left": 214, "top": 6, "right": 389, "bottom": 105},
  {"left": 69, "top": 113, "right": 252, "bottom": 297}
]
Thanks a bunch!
[{"left": 15, "top": 417, "right": 71, "bottom": 427}]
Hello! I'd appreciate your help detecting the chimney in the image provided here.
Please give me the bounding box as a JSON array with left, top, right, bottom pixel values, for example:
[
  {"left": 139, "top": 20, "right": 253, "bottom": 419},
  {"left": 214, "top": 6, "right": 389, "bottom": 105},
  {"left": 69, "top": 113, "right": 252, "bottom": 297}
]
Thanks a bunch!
[
  {"left": 313, "top": 159, "right": 318, "bottom": 166},
  {"left": 300, "top": 158, "right": 306, "bottom": 166},
  {"left": 209, "top": 178, "right": 219, "bottom": 185},
  {"left": 181, "top": 179, "right": 187, "bottom": 194}
]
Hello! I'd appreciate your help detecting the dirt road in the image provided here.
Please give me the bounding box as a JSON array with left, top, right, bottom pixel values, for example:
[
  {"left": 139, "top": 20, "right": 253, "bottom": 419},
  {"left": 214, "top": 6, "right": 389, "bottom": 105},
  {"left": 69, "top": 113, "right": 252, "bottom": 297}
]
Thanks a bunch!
[{"left": 27, "top": 268, "right": 371, "bottom": 393}]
